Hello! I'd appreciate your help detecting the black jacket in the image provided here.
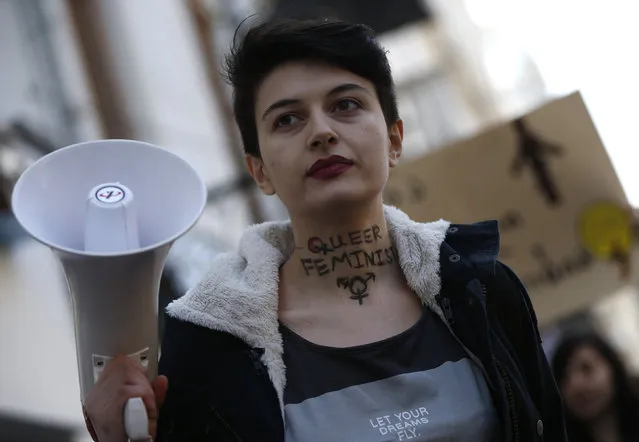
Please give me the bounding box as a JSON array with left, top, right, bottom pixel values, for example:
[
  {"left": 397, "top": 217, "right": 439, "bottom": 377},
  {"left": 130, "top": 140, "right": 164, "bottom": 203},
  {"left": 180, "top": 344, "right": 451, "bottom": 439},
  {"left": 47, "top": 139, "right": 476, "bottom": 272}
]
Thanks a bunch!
[{"left": 153, "top": 211, "right": 566, "bottom": 441}]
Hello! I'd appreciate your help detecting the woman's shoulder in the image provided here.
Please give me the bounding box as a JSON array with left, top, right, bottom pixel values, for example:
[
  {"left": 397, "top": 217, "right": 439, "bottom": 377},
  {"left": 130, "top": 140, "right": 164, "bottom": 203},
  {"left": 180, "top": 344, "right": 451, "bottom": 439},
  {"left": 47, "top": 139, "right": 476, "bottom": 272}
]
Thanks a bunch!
[
  {"left": 160, "top": 314, "right": 251, "bottom": 358},
  {"left": 158, "top": 314, "right": 259, "bottom": 380}
]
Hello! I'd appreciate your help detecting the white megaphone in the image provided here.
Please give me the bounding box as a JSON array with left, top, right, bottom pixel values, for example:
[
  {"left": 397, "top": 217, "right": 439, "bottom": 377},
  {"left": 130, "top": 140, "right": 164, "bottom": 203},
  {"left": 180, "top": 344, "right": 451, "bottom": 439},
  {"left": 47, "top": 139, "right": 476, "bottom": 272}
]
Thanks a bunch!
[{"left": 11, "top": 139, "right": 207, "bottom": 440}]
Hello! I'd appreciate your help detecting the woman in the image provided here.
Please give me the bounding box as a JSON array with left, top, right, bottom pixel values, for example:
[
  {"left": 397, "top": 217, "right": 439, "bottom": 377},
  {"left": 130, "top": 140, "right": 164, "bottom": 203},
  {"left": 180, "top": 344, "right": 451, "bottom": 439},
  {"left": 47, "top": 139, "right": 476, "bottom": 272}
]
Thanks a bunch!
[
  {"left": 552, "top": 330, "right": 639, "bottom": 442},
  {"left": 83, "top": 18, "right": 566, "bottom": 442}
]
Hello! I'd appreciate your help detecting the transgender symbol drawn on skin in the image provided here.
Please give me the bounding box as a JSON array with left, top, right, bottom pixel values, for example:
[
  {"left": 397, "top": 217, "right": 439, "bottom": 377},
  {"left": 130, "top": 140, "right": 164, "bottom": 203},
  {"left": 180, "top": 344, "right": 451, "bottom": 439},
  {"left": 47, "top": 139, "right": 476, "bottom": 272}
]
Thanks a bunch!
[{"left": 336, "top": 273, "right": 376, "bottom": 305}]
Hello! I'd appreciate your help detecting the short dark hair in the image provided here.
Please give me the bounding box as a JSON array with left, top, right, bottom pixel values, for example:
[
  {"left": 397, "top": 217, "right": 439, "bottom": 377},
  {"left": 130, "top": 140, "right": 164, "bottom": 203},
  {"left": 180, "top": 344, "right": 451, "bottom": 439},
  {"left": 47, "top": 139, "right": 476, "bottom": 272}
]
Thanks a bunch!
[{"left": 223, "top": 18, "right": 400, "bottom": 158}]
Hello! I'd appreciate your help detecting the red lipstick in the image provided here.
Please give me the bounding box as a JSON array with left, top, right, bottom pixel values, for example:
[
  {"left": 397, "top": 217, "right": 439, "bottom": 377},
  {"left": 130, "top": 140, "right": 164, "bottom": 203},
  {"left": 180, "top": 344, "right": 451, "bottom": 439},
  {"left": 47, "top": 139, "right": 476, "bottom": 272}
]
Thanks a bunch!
[{"left": 306, "top": 155, "right": 353, "bottom": 180}]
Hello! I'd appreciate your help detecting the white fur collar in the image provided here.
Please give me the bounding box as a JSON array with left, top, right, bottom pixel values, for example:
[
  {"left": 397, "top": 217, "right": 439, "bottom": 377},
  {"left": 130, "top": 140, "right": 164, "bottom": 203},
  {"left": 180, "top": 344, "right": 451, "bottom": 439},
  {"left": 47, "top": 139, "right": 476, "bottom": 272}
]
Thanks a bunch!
[{"left": 166, "top": 205, "right": 450, "bottom": 412}]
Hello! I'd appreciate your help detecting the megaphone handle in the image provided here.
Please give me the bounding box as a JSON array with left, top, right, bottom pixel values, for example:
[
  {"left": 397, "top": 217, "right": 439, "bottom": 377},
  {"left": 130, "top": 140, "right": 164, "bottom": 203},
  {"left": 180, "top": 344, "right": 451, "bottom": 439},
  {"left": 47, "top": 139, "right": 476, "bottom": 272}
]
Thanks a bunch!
[{"left": 124, "top": 397, "right": 150, "bottom": 441}]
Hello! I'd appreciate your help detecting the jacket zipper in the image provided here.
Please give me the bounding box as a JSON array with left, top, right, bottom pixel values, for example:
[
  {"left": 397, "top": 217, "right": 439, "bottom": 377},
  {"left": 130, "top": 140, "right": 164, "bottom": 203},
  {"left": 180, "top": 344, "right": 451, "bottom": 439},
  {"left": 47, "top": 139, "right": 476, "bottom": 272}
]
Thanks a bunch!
[
  {"left": 439, "top": 295, "right": 455, "bottom": 325},
  {"left": 210, "top": 407, "right": 244, "bottom": 442},
  {"left": 495, "top": 358, "right": 520, "bottom": 442},
  {"left": 482, "top": 283, "right": 520, "bottom": 442},
  {"left": 481, "top": 283, "right": 488, "bottom": 298},
  {"left": 248, "top": 348, "right": 267, "bottom": 376},
  {"left": 435, "top": 294, "right": 495, "bottom": 393}
]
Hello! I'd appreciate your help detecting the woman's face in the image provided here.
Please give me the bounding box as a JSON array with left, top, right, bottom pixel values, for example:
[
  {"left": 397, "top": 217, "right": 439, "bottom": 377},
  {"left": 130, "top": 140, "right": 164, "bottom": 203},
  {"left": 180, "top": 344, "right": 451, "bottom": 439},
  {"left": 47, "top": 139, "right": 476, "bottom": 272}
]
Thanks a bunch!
[
  {"left": 246, "top": 61, "right": 403, "bottom": 218},
  {"left": 561, "top": 345, "right": 616, "bottom": 421}
]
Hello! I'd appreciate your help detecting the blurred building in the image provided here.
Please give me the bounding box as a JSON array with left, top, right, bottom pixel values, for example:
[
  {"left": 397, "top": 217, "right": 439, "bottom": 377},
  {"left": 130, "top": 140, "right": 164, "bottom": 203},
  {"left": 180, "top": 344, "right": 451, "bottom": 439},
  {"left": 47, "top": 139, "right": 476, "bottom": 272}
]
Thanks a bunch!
[
  {"left": 0, "top": 0, "right": 254, "bottom": 438},
  {"left": 1, "top": 0, "right": 639, "bottom": 438}
]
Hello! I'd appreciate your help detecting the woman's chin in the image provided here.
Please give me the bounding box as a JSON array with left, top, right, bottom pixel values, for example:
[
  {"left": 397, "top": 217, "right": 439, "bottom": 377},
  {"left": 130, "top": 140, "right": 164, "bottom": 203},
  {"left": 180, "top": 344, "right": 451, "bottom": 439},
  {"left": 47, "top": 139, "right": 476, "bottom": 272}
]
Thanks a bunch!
[{"left": 304, "top": 189, "right": 382, "bottom": 213}]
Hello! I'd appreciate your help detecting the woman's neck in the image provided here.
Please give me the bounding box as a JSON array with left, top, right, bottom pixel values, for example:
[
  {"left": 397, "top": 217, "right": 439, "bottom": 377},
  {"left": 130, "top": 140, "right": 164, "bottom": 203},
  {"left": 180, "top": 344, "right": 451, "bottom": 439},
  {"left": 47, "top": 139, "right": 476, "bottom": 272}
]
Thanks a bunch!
[
  {"left": 281, "top": 203, "right": 402, "bottom": 306},
  {"left": 590, "top": 410, "right": 622, "bottom": 442}
]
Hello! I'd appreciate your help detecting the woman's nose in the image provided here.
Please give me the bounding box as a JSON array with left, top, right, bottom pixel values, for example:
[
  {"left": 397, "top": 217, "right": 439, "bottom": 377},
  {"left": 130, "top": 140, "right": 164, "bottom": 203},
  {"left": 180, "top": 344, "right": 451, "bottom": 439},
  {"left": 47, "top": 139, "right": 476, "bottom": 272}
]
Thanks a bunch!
[{"left": 307, "top": 114, "right": 339, "bottom": 149}]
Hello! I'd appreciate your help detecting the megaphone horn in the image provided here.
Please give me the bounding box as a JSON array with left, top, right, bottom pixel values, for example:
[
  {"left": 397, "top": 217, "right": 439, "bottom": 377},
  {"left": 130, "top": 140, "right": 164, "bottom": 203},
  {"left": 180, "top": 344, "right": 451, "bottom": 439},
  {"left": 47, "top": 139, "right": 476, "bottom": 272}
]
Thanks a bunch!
[{"left": 11, "top": 139, "right": 207, "bottom": 440}]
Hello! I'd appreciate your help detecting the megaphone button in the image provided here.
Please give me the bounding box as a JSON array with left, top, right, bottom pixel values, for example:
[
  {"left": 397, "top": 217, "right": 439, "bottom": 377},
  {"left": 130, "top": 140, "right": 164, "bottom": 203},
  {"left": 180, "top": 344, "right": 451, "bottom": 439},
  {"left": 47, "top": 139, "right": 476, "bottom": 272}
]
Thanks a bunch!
[{"left": 95, "top": 185, "right": 126, "bottom": 204}]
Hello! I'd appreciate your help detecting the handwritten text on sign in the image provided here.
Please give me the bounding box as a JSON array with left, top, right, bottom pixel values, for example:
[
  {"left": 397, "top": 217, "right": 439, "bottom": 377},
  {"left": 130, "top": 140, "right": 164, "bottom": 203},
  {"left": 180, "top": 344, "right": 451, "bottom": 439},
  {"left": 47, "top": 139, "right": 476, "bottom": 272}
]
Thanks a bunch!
[{"left": 385, "top": 92, "right": 632, "bottom": 324}]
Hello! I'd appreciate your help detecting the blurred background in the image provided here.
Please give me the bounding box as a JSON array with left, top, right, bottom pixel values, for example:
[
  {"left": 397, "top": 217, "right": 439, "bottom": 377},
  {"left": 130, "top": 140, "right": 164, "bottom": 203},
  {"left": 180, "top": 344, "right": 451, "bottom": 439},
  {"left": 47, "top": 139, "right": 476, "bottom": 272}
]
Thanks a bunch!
[{"left": 1, "top": 0, "right": 639, "bottom": 440}]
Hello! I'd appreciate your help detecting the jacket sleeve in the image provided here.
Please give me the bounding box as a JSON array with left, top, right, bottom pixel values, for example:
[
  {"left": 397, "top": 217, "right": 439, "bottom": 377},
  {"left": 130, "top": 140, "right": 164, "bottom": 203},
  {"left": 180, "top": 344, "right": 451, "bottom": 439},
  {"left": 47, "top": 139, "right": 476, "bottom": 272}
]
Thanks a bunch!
[
  {"left": 155, "top": 316, "right": 245, "bottom": 442},
  {"left": 495, "top": 261, "right": 568, "bottom": 442},
  {"left": 155, "top": 314, "right": 284, "bottom": 442}
]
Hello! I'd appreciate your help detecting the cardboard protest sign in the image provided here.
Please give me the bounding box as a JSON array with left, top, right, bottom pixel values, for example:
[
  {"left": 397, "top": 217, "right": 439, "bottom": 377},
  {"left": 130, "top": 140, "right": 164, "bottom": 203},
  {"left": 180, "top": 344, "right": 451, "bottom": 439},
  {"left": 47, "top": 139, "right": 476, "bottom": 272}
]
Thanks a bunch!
[{"left": 386, "top": 92, "right": 637, "bottom": 326}]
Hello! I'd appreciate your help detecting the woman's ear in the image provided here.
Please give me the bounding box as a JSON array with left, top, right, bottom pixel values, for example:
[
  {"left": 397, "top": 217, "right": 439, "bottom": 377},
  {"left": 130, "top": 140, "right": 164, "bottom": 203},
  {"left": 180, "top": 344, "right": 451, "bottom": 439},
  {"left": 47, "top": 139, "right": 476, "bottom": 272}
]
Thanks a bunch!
[
  {"left": 388, "top": 120, "right": 404, "bottom": 167},
  {"left": 245, "top": 154, "right": 276, "bottom": 195}
]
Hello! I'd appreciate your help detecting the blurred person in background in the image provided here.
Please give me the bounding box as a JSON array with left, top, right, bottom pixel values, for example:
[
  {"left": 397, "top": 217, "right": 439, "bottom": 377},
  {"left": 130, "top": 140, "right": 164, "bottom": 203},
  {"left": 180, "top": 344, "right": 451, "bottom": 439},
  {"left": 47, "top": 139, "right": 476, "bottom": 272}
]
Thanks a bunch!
[
  {"left": 82, "top": 17, "right": 566, "bottom": 442},
  {"left": 552, "top": 330, "right": 639, "bottom": 442}
]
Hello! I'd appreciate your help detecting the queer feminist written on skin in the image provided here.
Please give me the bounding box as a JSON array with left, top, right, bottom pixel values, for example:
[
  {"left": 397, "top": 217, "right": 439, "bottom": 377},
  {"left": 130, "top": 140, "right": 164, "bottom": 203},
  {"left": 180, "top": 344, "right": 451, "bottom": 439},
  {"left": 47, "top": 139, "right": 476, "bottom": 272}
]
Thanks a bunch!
[{"left": 299, "top": 225, "right": 397, "bottom": 304}]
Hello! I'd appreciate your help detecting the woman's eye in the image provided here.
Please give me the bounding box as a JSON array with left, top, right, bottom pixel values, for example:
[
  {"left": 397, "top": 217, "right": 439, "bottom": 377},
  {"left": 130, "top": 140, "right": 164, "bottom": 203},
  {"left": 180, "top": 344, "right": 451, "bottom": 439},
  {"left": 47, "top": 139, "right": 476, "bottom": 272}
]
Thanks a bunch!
[
  {"left": 335, "top": 99, "right": 361, "bottom": 112},
  {"left": 274, "top": 114, "right": 301, "bottom": 128}
]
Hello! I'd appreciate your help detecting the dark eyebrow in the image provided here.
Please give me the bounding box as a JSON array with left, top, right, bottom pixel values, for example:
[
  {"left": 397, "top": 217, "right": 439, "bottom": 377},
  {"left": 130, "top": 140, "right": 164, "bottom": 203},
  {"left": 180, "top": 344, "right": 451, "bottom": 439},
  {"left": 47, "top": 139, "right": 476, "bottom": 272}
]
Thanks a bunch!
[
  {"left": 261, "top": 98, "right": 301, "bottom": 121},
  {"left": 261, "top": 83, "right": 370, "bottom": 121},
  {"left": 327, "top": 83, "right": 369, "bottom": 97}
]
